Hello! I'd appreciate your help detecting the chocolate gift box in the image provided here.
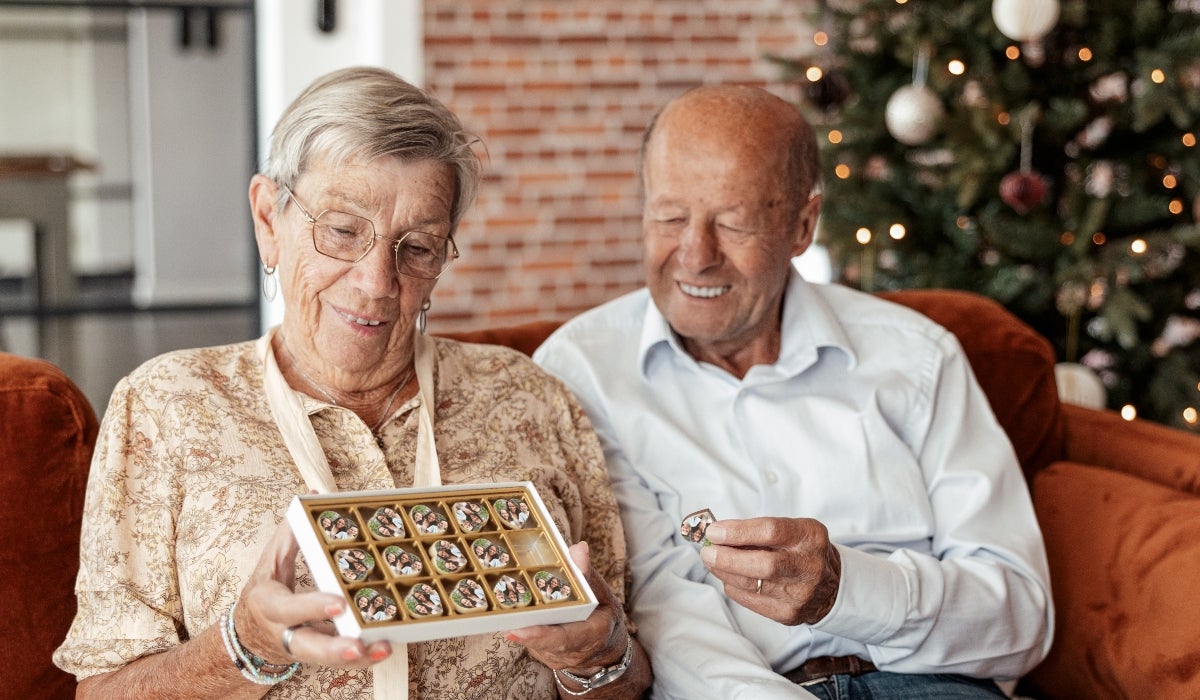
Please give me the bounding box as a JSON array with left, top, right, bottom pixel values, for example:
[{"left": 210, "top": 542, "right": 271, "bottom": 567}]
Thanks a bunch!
[{"left": 286, "top": 481, "right": 597, "bottom": 644}]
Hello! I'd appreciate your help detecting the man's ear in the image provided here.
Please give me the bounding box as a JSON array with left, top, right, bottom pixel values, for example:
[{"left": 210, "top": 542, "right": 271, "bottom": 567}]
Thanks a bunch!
[
  {"left": 789, "top": 193, "right": 822, "bottom": 258},
  {"left": 249, "top": 174, "right": 281, "bottom": 266}
]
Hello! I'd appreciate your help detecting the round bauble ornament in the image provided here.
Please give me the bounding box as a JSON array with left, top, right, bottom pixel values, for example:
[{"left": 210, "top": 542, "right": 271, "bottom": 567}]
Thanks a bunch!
[
  {"left": 992, "top": 0, "right": 1060, "bottom": 42},
  {"left": 999, "top": 170, "right": 1050, "bottom": 214},
  {"left": 885, "top": 84, "right": 945, "bottom": 146}
]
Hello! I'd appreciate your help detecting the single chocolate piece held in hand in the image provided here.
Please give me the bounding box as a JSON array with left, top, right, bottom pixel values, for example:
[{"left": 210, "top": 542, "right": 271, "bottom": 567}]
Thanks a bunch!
[{"left": 680, "top": 508, "right": 716, "bottom": 546}]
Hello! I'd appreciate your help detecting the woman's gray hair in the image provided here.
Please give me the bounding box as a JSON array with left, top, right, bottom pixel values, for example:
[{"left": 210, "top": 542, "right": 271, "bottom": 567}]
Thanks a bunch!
[{"left": 262, "top": 66, "right": 482, "bottom": 231}]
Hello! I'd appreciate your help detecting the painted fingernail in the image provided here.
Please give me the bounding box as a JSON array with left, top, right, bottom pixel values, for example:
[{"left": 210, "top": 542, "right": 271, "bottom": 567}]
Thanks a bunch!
[
  {"left": 325, "top": 602, "right": 344, "bottom": 616},
  {"left": 343, "top": 647, "right": 363, "bottom": 661},
  {"left": 369, "top": 647, "right": 390, "bottom": 661}
]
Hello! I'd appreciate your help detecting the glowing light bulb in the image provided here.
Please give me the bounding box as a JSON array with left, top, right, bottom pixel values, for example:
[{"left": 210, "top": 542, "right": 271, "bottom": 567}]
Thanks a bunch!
[
  {"left": 806, "top": 66, "right": 824, "bottom": 82},
  {"left": 1163, "top": 174, "right": 1178, "bottom": 188},
  {"left": 1121, "top": 405, "right": 1137, "bottom": 421},
  {"left": 1184, "top": 407, "right": 1198, "bottom": 425},
  {"left": 1005, "top": 46, "right": 1020, "bottom": 60},
  {"left": 813, "top": 31, "right": 829, "bottom": 47},
  {"left": 1078, "top": 47, "right": 1093, "bottom": 61},
  {"left": 1131, "top": 239, "right": 1147, "bottom": 254},
  {"left": 889, "top": 223, "right": 906, "bottom": 240},
  {"left": 1169, "top": 199, "right": 1184, "bottom": 215},
  {"left": 856, "top": 228, "right": 872, "bottom": 244},
  {"left": 1151, "top": 68, "right": 1166, "bottom": 84},
  {"left": 828, "top": 130, "right": 843, "bottom": 144},
  {"left": 835, "top": 163, "right": 851, "bottom": 179},
  {"left": 948, "top": 60, "right": 965, "bottom": 75}
]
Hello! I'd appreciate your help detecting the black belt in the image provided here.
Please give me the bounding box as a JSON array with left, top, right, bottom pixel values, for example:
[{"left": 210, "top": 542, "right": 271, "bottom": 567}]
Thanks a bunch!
[{"left": 784, "top": 655, "right": 878, "bottom": 685}]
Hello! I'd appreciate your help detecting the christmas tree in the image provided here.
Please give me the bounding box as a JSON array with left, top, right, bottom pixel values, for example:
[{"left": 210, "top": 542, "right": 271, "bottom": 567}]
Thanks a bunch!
[{"left": 780, "top": 0, "right": 1200, "bottom": 431}]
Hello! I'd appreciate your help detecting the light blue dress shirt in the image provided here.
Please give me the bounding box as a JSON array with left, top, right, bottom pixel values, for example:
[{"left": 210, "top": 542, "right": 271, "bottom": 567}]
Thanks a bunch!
[{"left": 534, "top": 271, "right": 1053, "bottom": 700}]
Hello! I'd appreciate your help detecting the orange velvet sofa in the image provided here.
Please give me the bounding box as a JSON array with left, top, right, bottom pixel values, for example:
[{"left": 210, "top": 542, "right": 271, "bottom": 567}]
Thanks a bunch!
[{"left": 6, "top": 288, "right": 1199, "bottom": 699}]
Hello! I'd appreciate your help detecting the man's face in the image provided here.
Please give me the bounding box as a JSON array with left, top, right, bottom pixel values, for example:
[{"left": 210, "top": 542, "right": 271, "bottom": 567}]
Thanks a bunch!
[{"left": 641, "top": 95, "right": 817, "bottom": 365}]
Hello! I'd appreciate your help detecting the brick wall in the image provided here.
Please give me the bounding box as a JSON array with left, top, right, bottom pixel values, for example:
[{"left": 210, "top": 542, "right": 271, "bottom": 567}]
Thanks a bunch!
[{"left": 423, "top": 1, "right": 814, "bottom": 331}]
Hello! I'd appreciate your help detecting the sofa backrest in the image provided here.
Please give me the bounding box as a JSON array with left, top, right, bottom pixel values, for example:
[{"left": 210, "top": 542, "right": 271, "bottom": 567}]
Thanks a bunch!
[
  {"left": 442, "top": 288, "right": 1066, "bottom": 481},
  {"left": 0, "top": 353, "right": 98, "bottom": 699}
]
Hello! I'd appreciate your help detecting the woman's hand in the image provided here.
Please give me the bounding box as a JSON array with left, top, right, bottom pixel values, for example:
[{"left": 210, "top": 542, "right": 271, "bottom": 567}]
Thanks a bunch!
[
  {"left": 233, "top": 520, "right": 395, "bottom": 668},
  {"left": 700, "top": 517, "right": 841, "bottom": 626},
  {"left": 505, "top": 541, "right": 652, "bottom": 697}
]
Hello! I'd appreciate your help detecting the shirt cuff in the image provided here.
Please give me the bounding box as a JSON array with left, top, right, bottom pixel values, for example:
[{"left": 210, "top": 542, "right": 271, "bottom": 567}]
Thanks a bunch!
[{"left": 810, "top": 544, "right": 907, "bottom": 645}]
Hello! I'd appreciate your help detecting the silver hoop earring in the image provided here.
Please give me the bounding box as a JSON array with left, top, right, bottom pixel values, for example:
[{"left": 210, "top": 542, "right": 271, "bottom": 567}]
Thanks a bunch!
[
  {"left": 418, "top": 300, "right": 431, "bottom": 335},
  {"left": 262, "top": 264, "right": 278, "bottom": 302}
]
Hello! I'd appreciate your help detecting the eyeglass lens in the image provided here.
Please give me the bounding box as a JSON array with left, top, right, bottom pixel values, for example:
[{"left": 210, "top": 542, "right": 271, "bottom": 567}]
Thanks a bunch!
[{"left": 311, "top": 210, "right": 454, "bottom": 279}]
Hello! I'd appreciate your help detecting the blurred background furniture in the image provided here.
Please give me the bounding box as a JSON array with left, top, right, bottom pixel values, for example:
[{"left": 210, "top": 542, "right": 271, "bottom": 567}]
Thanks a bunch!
[
  {"left": 0, "top": 154, "right": 94, "bottom": 309},
  {"left": 8, "top": 288, "right": 1198, "bottom": 698}
]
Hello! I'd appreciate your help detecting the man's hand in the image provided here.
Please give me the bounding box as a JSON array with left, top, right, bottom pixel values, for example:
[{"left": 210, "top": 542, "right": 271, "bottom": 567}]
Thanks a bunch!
[{"left": 700, "top": 517, "right": 841, "bottom": 626}]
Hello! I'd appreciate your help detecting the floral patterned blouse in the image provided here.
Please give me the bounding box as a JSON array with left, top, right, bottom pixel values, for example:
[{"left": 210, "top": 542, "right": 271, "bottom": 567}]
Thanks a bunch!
[{"left": 53, "top": 334, "right": 627, "bottom": 699}]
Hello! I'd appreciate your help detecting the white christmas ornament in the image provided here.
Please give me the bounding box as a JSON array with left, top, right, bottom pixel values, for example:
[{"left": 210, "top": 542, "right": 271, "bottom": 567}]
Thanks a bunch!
[
  {"left": 885, "top": 84, "right": 945, "bottom": 145},
  {"left": 992, "top": 0, "right": 1060, "bottom": 42}
]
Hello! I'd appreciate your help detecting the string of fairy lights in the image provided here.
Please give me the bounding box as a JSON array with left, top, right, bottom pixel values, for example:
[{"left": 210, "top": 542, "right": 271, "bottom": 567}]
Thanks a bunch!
[{"left": 802, "top": 0, "right": 1200, "bottom": 427}]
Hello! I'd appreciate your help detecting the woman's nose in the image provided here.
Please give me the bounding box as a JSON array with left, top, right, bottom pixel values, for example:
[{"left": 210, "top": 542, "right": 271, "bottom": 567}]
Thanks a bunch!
[{"left": 354, "top": 234, "right": 401, "bottom": 298}]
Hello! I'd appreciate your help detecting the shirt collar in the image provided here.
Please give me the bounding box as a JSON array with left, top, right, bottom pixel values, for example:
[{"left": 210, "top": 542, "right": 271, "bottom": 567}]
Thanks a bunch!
[{"left": 637, "top": 266, "right": 858, "bottom": 379}]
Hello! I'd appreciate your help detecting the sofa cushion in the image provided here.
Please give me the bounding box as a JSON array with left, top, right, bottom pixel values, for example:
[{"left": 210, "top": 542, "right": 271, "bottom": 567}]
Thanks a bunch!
[
  {"left": 0, "top": 353, "right": 98, "bottom": 699},
  {"left": 880, "top": 289, "right": 1065, "bottom": 481},
  {"left": 441, "top": 320, "right": 562, "bottom": 358},
  {"left": 1023, "top": 460, "right": 1200, "bottom": 698}
]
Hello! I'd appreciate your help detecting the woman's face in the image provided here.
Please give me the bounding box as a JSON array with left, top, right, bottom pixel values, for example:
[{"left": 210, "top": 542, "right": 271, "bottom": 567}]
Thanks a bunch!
[{"left": 252, "top": 155, "right": 456, "bottom": 391}]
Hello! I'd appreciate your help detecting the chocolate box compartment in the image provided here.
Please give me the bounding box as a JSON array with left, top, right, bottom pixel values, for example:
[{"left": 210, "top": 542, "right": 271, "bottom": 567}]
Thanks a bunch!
[{"left": 287, "top": 481, "right": 597, "bottom": 644}]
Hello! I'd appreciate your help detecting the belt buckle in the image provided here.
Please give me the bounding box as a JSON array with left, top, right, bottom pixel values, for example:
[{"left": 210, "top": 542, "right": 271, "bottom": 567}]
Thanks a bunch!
[{"left": 798, "top": 675, "right": 832, "bottom": 687}]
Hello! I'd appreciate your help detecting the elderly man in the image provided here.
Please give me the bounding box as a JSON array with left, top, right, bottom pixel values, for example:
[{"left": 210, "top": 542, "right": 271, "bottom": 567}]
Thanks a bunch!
[{"left": 534, "top": 85, "right": 1052, "bottom": 700}]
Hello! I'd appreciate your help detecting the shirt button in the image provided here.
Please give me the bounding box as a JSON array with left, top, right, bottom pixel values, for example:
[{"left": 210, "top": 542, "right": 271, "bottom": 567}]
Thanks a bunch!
[{"left": 765, "top": 471, "right": 779, "bottom": 484}]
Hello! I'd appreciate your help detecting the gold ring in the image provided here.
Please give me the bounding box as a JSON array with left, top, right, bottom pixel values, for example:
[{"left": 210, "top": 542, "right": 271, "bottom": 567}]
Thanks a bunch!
[{"left": 755, "top": 578, "right": 763, "bottom": 594}]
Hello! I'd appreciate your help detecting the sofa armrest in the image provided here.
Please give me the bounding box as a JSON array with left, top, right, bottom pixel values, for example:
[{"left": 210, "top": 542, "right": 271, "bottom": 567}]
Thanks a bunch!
[
  {"left": 0, "top": 353, "right": 98, "bottom": 699},
  {"left": 1062, "top": 403, "right": 1200, "bottom": 496}
]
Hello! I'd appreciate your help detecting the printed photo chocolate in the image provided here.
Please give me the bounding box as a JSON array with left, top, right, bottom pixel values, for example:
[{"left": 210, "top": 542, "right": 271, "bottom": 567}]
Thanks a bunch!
[{"left": 287, "top": 482, "right": 597, "bottom": 644}]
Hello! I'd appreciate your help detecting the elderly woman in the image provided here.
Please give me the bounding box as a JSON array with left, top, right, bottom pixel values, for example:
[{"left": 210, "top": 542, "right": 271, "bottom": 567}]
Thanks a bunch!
[{"left": 53, "top": 66, "right": 649, "bottom": 699}]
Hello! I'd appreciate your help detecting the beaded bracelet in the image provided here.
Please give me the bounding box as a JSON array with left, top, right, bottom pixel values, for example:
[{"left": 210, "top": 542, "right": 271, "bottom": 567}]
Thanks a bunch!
[{"left": 219, "top": 600, "right": 301, "bottom": 686}]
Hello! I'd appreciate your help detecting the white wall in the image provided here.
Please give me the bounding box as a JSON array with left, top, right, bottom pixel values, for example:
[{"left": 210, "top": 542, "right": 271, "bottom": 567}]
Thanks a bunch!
[
  {"left": 255, "top": 0, "right": 423, "bottom": 329},
  {"left": 128, "top": 7, "right": 255, "bottom": 306}
]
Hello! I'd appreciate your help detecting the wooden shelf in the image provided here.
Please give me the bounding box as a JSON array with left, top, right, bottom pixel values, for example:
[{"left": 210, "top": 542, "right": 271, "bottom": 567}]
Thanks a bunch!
[{"left": 0, "top": 154, "right": 95, "bottom": 178}]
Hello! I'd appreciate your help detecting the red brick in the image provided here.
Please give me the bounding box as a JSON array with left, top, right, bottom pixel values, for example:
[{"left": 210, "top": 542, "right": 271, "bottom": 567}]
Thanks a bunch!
[{"left": 424, "top": 0, "right": 810, "bottom": 331}]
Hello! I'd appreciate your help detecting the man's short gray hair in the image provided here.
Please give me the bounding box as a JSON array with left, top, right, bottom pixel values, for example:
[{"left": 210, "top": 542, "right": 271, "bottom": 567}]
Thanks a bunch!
[{"left": 262, "top": 66, "right": 482, "bottom": 231}]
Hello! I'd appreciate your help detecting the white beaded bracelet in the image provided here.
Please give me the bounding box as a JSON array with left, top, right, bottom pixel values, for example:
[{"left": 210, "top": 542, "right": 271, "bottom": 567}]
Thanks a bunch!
[{"left": 219, "top": 601, "right": 301, "bottom": 686}]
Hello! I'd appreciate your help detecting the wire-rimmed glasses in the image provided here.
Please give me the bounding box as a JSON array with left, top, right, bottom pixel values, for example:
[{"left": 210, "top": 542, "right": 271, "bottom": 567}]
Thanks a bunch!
[{"left": 281, "top": 185, "right": 459, "bottom": 280}]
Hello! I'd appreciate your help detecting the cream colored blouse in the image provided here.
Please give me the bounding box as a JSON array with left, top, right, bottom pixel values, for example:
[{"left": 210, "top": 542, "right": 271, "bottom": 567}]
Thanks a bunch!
[{"left": 54, "top": 334, "right": 627, "bottom": 699}]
